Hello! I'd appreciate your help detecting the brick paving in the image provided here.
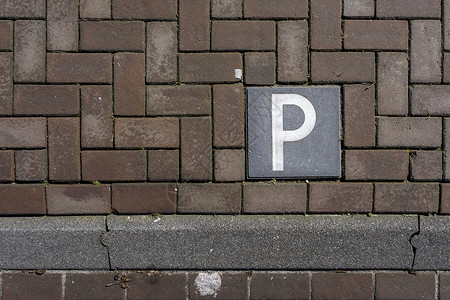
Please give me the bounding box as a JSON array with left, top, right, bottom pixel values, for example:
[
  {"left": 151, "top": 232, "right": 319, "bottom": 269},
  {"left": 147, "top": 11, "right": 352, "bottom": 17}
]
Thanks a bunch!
[{"left": 0, "top": 0, "right": 450, "bottom": 298}]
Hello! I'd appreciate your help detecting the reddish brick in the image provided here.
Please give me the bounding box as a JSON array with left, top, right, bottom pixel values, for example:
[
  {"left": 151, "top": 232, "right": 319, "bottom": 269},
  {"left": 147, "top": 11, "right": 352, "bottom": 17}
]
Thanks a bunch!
[
  {"left": 375, "top": 183, "right": 439, "bottom": 213},
  {"left": 344, "top": 20, "right": 408, "bottom": 50},
  {"left": 47, "top": 0, "right": 78, "bottom": 51},
  {"left": 15, "top": 150, "right": 47, "bottom": 181},
  {"left": 14, "top": 20, "right": 45, "bottom": 82},
  {"left": 244, "top": 0, "right": 307, "bottom": 18},
  {"left": 179, "top": 53, "right": 242, "bottom": 83},
  {"left": 181, "top": 117, "right": 212, "bottom": 181},
  {"left": 115, "top": 118, "right": 179, "bottom": 148},
  {"left": 47, "top": 184, "right": 110, "bottom": 215},
  {"left": 14, "top": 85, "right": 79, "bottom": 116},
  {"left": 80, "top": 21, "right": 145, "bottom": 51},
  {"left": 179, "top": 0, "right": 210, "bottom": 51},
  {"left": 112, "top": 0, "right": 177, "bottom": 20},
  {"left": 344, "top": 0, "right": 374, "bottom": 17},
  {"left": 146, "top": 22, "right": 177, "bottom": 83},
  {"left": 0, "top": 185, "right": 45, "bottom": 215},
  {"left": 245, "top": 52, "right": 275, "bottom": 85},
  {"left": 277, "top": 21, "right": 308, "bottom": 83},
  {"left": 345, "top": 150, "right": 409, "bottom": 181},
  {"left": 375, "top": 272, "right": 435, "bottom": 299},
  {"left": 112, "top": 183, "right": 177, "bottom": 214},
  {"left": 377, "top": 117, "right": 441, "bottom": 148},
  {"left": 440, "top": 272, "right": 450, "bottom": 298},
  {"left": 214, "top": 149, "right": 245, "bottom": 182},
  {"left": 411, "top": 85, "right": 450, "bottom": 116},
  {"left": 0, "top": 150, "right": 14, "bottom": 182},
  {"left": 0, "top": 118, "right": 46, "bottom": 148},
  {"left": 189, "top": 272, "right": 247, "bottom": 299},
  {"left": 243, "top": 183, "right": 306, "bottom": 213},
  {"left": 81, "top": 85, "right": 113, "bottom": 148},
  {"left": 114, "top": 53, "right": 145, "bottom": 116},
  {"left": 212, "top": 0, "right": 242, "bottom": 18},
  {"left": 212, "top": 21, "right": 275, "bottom": 51},
  {"left": 2, "top": 273, "right": 62, "bottom": 300},
  {"left": 377, "top": 0, "right": 440, "bottom": 18},
  {"left": 309, "top": 183, "right": 373, "bottom": 213},
  {"left": 311, "top": 52, "right": 375, "bottom": 83},
  {"left": 147, "top": 85, "right": 211, "bottom": 116},
  {"left": 0, "top": 53, "right": 13, "bottom": 115},
  {"left": 213, "top": 84, "right": 245, "bottom": 148},
  {"left": 442, "top": 184, "right": 450, "bottom": 214},
  {"left": 47, "top": 53, "right": 112, "bottom": 83},
  {"left": 178, "top": 184, "right": 241, "bottom": 213},
  {"left": 311, "top": 0, "right": 341, "bottom": 50},
  {"left": 82, "top": 151, "right": 146, "bottom": 181},
  {"left": 48, "top": 118, "right": 80, "bottom": 182},
  {"left": 410, "top": 151, "right": 442, "bottom": 181},
  {"left": 65, "top": 273, "right": 124, "bottom": 300},
  {"left": 80, "top": 0, "right": 111, "bottom": 19},
  {"left": 411, "top": 20, "right": 442, "bottom": 83},
  {"left": 250, "top": 272, "right": 310, "bottom": 300},
  {"left": 0, "top": 0, "right": 45, "bottom": 18},
  {"left": 377, "top": 53, "right": 409, "bottom": 116},
  {"left": 312, "top": 273, "right": 373, "bottom": 300},
  {"left": 148, "top": 150, "right": 179, "bottom": 181},
  {"left": 343, "top": 85, "right": 375, "bottom": 148},
  {"left": 127, "top": 273, "right": 187, "bottom": 300}
]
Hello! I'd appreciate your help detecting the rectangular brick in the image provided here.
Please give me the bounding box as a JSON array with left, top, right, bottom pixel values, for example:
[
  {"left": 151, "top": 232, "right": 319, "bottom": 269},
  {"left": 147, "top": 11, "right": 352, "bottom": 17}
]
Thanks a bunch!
[
  {"left": 2, "top": 273, "right": 62, "bottom": 299},
  {"left": 127, "top": 273, "right": 187, "bottom": 300},
  {"left": 65, "top": 273, "right": 124, "bottom": 300},
  {"left": 410, "top": 150, "right": 442, "bottom": 181},
  {"left": 147, "top": 85, "right": 211, "bottom": 116},
  {"left": 146, "top": 22, "right": 177, "bottom": 83},
  {"left": 376, "top": 273, "right": 436, "bottom": 299},
  {"left": 114, "top": 53, "right": 145, "bottom": 116},
  {"left": 446, "top": 119, "right": 450, "bottom": 181},
  {"left": 444, "top": 54, "right": 450, "bottom": 82},
  {"left": 81, "top": 85, "right": 113, "bottom": 148},
  {"left": 243, "top": 183, "right": 306, "bottom": 213},
  {"left": 0, "top": 150, "right": 14, "bottom": 182},
  {"left": 47, "top": 0, "right": 78, "bottom": 51},
  {"left": 115, "top": 118, "right": 179, "bottom": 148},
  {"left": 311, "top": 0, "right": 341, "bottom": 50},
  {"left": 250, "top": 272, "right": 310, "bottom": 300},
  {"left": 277, "top": 21, "right": 308, "bottom": 83},
  {"left": 178, "top": 184, "right": 241, "bottom": 213},
  {"left": 411, "top": 85, "right": 450, "bottom": 116},
  {"left": 440, "top": 273, "right": 450, "bottom": 298},
  {"left": 343, "top": 85, "right": 375, "bottom": 147},
  {"left": 377, "top": 117, "right": 442, "bottom": 148},
  {"left": 148, "top": 150, "right": 179, "bottom": 181},
  {"left": 0, "top": 52, "right": 13, "bottom": 115},
  {"left": 82, "top": 151, "right": 146, "bottom": 181},
  {"left": 212, "top": 21, "right": 276, "bottom": 51},
  {"left": 179, "top": 0, "right": 210, "bottom": 51},
  {"left": 80, "top": 0, "right": 111, "bottom": 19},
  {"left": 411, "top": 20, "right": 442, "bottom": 83},
  {"left": 344, "top": 0, "right": 374, "bottom": 17},
  {"left": 213, "top": 84, "right": 245, "bottom": 148},
  {"left": 47, "top": 53, "right": 112, "bottom": 83},
  {"left": 311, "top": 52, "right": 375, "bottom": 83},
  {"left": 446, "top": 0, "right": 450, "bottom": 50},
  {"left": 0, "top": 118, "right": 46, "bottom": 148},
  {"left": 179, "top": 53, "right": 242, "bottom": 83},
  {"left": 244, "top": 0, "right": 308, "bottom": 18},
  {"left": 344, "top": 20, "right": 408, "bottom": 50},
  {"left": 15, "top": 150, "right": 47, "bottom": 181},
  {"left": 312, "top": 273, "right": 373, "bottom": 300},
  {"left": 80, "top": 21, "right": 145, "bottom": 51},
  {"left": 14, "top": 85, "right": 79, "bottom": 116},
  {"left": 0, "top": 185, "right": 45, "bottom": 215},
  {"left": 14, "top": 20, "right": 45, "bottom": 82},
  {"left": 377, "top": 0, "right": 441, "bottom": 18},
  {"left": 375, "top": 183, "right": 439, "bottom": 213},
  {"left": 189, "top": 272, "right": 247, "bottom": 299},
  {"left": 47, "top": 184, "right": 110, "bottom": 215},
  {"left": 309, "top": 183, "right": 373, "bottom": 213},
  {"left": 214, "top": 149, "right": 245, "bottom": 182},
  {"left": 245, "top": 52, "right": 275, "bottom": 85},
  {"left": 441, "top": 184, "right": 450, "bottom": 214},
  {"left": 0, "top": 21, "right": 12, "bottom": 51},
  {"left": 377, "top": 53, "right": 409, "bottom": 115},
  {"left": 181, "top": 117, "right": 212, "bottom": 180},
  {"left": 112, "top": 183, "right": 176, "bottom": 214},
  {"left": 345, "top": 150, "right": 409, "bottom": 181},
  {"left": 48, "top": 118, "right": 80, "bottom": 182},
  {"left": 212, "top": 0, "right": 242, "bottom": 18},
  {"left": 112, "top": 0, "right": 177, "bottom": 19},
  {"left": 0, "top": 0, "right": 45, "bottom": 18}
]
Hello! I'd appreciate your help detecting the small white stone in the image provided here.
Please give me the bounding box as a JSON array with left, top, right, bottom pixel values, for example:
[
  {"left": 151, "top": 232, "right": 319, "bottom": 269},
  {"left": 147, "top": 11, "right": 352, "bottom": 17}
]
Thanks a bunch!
[
  {"left": 234, "top": 69, "right": 242, "bottom": 79},
  {"left": 195, "top": 272, "right": 221, "bottom": 297}
]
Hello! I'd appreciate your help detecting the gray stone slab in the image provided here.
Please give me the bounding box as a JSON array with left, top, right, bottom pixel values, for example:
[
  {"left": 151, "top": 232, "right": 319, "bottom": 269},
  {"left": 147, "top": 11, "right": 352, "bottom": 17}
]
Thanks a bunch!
[
  {"left": 0, "top": 216, "right": 108, "bottom": 269},
  {"left": 412, "top": 216, "right": 450, "bottom": 270},
  {"left": 103, "top": 215, "right": 416, "bottom": 270}
]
